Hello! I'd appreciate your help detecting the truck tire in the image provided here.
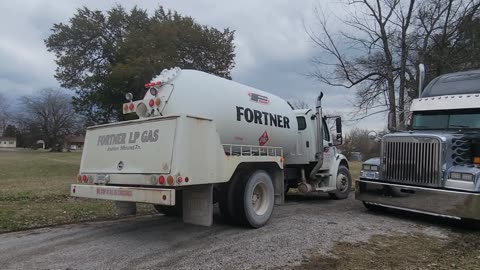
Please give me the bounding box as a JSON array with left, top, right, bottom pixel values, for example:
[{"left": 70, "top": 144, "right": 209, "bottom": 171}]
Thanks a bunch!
[
  {"left": 219, "top": 170, "right": 247, "bottom": 224},
  {"left": 233, "top": 170, "right": 275, "bottom": 228},
  {"left": 154, "top": 191, "right": 183, "bottom": 217},
  {"left": 329, "top": 165, "right": 352, "bottom": 200}
]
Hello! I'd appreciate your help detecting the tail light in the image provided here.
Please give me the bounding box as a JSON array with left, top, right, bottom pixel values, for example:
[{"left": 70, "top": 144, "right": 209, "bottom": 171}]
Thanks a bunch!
[
  {"left": 185, "top": 177, "right": 189, "bottom": 183},
  {"left": 177, "top": 177, "right": 183, "bottom": 184},
  {"left": 144, "top": 83, "right": 149, "bottom": 88},
  {"left": 129, "top": 103, "right": 135, "bottom": 111},
  {"left": 82, "top": 175, "right": 87, "bottom": 183},
  {"left": 158, "top": 175, "right": 165, "bottom": 185},
  {"left": 148, "top": 99, "right": 154, "bottom": 107},
  {"left": 155, "top": 98, "right": 161, "bottom": 106},
  {"left": 123, "top": 104, "right": 129, "bottom": 112},
  {"left": 149, "top": 82, "right": 155, "bottom": 87},
  {"left": 77, "top": 175, "right": 82, "bottom": 182}
]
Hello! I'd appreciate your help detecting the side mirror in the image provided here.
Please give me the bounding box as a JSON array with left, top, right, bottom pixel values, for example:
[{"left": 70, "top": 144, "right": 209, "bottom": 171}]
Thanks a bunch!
[
  {"left": 335, "top": 117, "right": 342, "bottom": 134},
  {"left": 388, "top": 111, "right": 397, "bottom": 132},
  {"left": 368, "top": 131, "right": 378, "bottom": 141}
]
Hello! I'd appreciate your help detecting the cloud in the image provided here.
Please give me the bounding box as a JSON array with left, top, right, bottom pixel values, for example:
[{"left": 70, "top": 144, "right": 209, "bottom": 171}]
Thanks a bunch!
[{"left": 0, "top": 0, "right": 385, "bottom": 130}]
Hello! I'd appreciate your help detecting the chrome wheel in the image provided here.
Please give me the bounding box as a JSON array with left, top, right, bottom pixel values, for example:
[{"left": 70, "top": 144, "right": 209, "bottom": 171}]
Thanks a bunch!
[
  {"left": 251, "top": 182, "right": 269, "bottom": 216},
  {"left": 337, "top": 173, "right": 349, "bottom": 193}
]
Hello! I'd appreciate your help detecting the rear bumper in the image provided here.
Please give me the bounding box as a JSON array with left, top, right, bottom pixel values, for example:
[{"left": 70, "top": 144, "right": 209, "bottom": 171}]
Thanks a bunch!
[
  {"left": 356, "top": 179, "right": 480, "bottom": 220},
  {"left": 71, "top": 184, "right": 175, "bottom": 205}
]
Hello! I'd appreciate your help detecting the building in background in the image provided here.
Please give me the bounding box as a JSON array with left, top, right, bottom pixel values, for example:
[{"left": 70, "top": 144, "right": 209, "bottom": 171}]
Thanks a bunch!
[
  {"left": 0, "top": 137, "right": 16, "bottom": 148},
  {"left": 65, "top": 135, "right": 85, "bottom": 150}
]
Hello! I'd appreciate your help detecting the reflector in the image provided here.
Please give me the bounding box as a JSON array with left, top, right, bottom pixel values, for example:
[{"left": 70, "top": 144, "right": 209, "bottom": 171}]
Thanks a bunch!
[{"left": 167, "top": 176, "right": 174, "bottom": 185}]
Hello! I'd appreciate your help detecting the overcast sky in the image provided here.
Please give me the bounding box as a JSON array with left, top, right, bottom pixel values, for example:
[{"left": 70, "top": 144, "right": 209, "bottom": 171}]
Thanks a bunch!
[{"left": 0, "top": 0, "right": 385, "bottom": 130}]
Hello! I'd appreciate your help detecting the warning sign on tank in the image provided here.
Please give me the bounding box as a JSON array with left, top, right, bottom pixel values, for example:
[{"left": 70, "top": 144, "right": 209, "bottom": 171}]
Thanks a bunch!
[{"left": 258, "top": 131, "right": 269, "bottom": 146}]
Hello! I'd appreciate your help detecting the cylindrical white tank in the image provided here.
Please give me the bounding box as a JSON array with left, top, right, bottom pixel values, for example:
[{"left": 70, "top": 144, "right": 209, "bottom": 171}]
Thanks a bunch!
[{"left": 140, "top": 68, "right": 298, "bottom": 158}]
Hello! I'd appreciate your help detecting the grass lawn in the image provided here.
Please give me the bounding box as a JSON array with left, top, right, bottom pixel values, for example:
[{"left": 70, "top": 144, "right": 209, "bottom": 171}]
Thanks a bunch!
[{"left": 0, "top": 149, "right": 155, "bottom": 233}]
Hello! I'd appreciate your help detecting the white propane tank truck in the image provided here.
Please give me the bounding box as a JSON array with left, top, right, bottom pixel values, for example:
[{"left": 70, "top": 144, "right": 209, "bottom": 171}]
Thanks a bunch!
[{"left": 71, "top": 68, "right": 351, "bottom": 227}]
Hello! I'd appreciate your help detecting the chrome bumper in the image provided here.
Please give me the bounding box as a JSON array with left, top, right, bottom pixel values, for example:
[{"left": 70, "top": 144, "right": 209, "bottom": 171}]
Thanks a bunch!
[
  {"left": 71, "top": 184, "right": 175, "bottom": 205},
  {"left": 356, "top": 179, "right": 480, "bottom": 220}
]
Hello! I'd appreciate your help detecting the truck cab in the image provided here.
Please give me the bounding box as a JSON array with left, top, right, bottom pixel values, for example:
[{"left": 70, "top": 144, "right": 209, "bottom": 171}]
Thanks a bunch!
[
  {"left": 357, "top": 69, "right": 480, "bottom": 221},
  {"left": 286, "top": 108, "right": 350, "bottom": 198}
]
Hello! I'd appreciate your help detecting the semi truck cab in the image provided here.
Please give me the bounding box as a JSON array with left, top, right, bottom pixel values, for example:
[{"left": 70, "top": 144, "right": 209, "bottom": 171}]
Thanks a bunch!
[{"left": 357, "top": 69, "right": 480, "bottom": 221}]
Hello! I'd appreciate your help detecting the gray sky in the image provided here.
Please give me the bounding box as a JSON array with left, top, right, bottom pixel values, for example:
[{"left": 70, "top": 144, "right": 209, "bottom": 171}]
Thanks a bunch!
[{"left": 0, "top": 0, "right": 385, "bottom": 131}]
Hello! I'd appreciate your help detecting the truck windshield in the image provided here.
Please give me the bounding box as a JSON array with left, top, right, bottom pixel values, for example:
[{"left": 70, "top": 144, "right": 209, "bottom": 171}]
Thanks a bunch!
[{"left": 412, "top": 109, "right": 480, "bottom": 130}]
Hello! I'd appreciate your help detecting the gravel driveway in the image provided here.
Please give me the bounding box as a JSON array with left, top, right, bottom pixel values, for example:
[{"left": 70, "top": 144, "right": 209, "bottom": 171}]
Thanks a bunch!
[{"left": 0, "top": 194, "right": 452, "bottom": 270}]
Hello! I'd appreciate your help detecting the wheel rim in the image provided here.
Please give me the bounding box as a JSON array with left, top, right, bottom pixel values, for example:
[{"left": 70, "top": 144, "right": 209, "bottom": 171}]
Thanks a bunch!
[
  {"left": 336, "top": 173, "right": 349, "bottom": 193},
  {"left": 251, "top": 182, "right": 269, "bottom": 216}
]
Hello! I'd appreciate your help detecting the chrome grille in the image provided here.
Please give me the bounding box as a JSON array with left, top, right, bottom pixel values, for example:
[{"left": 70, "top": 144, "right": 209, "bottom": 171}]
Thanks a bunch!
[{"left": 382, "top": 136, "right": 442, "bottom": 187}]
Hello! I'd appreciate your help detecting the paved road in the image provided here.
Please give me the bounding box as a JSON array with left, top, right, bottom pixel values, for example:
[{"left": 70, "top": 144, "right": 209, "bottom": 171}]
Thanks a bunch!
[{"left": 0, "top": 194, "right": 449, "bottom": 270}]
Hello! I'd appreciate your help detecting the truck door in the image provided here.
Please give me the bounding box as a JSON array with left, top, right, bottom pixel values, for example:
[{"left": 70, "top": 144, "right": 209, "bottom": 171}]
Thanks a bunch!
[
  {"left": 295, "top": 116, "right": 309, "bottom": 156},
  {"left": 321, "top": 117, "right": 332, "bottom": 170}
]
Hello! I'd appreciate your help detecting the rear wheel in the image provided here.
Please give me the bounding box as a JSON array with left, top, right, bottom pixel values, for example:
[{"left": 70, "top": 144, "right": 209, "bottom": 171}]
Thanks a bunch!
[
  {"left": 329, "top": 165, "right": 352, "bottom": 200},
  {"left": 234, "top": 170, "right": 275, "bottom": 228},
  {"left": 154, "top": 191, "right": 183, "bottom": 217}
]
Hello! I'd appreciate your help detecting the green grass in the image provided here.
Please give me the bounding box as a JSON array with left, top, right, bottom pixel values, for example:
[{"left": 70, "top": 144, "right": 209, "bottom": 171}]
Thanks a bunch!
[{"left": 0, "top": 150, "right": 154, "bottom": 233}]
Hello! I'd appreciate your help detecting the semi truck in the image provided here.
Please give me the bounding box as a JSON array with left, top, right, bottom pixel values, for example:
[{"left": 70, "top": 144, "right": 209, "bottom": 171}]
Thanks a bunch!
[
  {"left": 71, "top": 67, "right": 351, "bottom": 227},
  {"left": 357, "top": 66, "right": 480, "bottom": 221}
]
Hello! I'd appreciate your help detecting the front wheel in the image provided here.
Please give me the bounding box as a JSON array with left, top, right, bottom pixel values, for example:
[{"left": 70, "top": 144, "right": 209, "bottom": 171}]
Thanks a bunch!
[{"left": 329, "top": 165, "right": 352, "bottom": 200}]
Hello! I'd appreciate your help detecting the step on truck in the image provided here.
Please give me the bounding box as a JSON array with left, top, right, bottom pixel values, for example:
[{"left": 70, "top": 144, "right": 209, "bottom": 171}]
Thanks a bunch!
[
  {"left": 71, "top": 68, "right": 351, "bottom": 227},
  {"left": 357, "top": 66, "right": 480, "bottom": 222}
]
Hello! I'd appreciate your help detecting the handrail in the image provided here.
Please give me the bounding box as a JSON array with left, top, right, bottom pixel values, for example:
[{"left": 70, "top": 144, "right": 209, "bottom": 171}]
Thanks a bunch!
[{"left": 222, "top": 144, "right": 283, "bottom": 157}]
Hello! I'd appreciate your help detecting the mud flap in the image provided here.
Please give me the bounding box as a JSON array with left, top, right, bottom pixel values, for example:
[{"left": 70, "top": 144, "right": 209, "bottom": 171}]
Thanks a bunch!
[{"left": 182, "top": 184, "right": 213, "bottom": 226}]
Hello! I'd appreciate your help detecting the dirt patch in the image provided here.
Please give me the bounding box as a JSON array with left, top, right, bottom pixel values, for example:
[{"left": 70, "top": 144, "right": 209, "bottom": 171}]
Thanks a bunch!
[{"left": 294, "top": 231, "right": 480, "bottom": 270}]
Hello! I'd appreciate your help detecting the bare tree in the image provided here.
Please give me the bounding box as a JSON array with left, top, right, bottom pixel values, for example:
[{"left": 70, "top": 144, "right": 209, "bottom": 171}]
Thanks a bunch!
[
  {"left": 18, "top": 89, "right": 80, "bottom": 152},
  {"left": 290, "top": 99, "right": 311, "bottom": 109},
  {"left": 307, "top": 0, "right": 480, "bottom": 129},
  {"left": 0, "top": 93, "right": 11, "bottom": 133}
]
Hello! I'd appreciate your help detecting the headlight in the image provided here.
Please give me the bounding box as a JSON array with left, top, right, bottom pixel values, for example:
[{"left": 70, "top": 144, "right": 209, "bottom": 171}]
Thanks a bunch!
[
  {"left": 449, "top": 172, "right": 475, "bottom": 182},
  {"left": 362, "top": 164, "right": 378, "bottom": 171}
]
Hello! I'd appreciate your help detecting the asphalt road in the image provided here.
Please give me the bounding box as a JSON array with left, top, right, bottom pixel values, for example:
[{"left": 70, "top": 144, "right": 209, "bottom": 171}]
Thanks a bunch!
[{"left": 0, "top": 194, "right": 451, "bottom": 270}]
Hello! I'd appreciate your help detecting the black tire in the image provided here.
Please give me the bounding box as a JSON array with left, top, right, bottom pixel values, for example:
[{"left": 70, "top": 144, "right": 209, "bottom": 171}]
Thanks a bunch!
[
  {"left": 218, "top": 170, "right": 246, "bottom": 223},
  {"left": 329, "top": 165, "right": 352, "bottom": 200},
  {"left": 153, "top": 191, "right": 183, "bottom": 216},
  {"left": 362, "top": 201, "right": 384, "bottom": 212},
  {"left": 233, "top": 170, "right": 275, "bottom": 228}
]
